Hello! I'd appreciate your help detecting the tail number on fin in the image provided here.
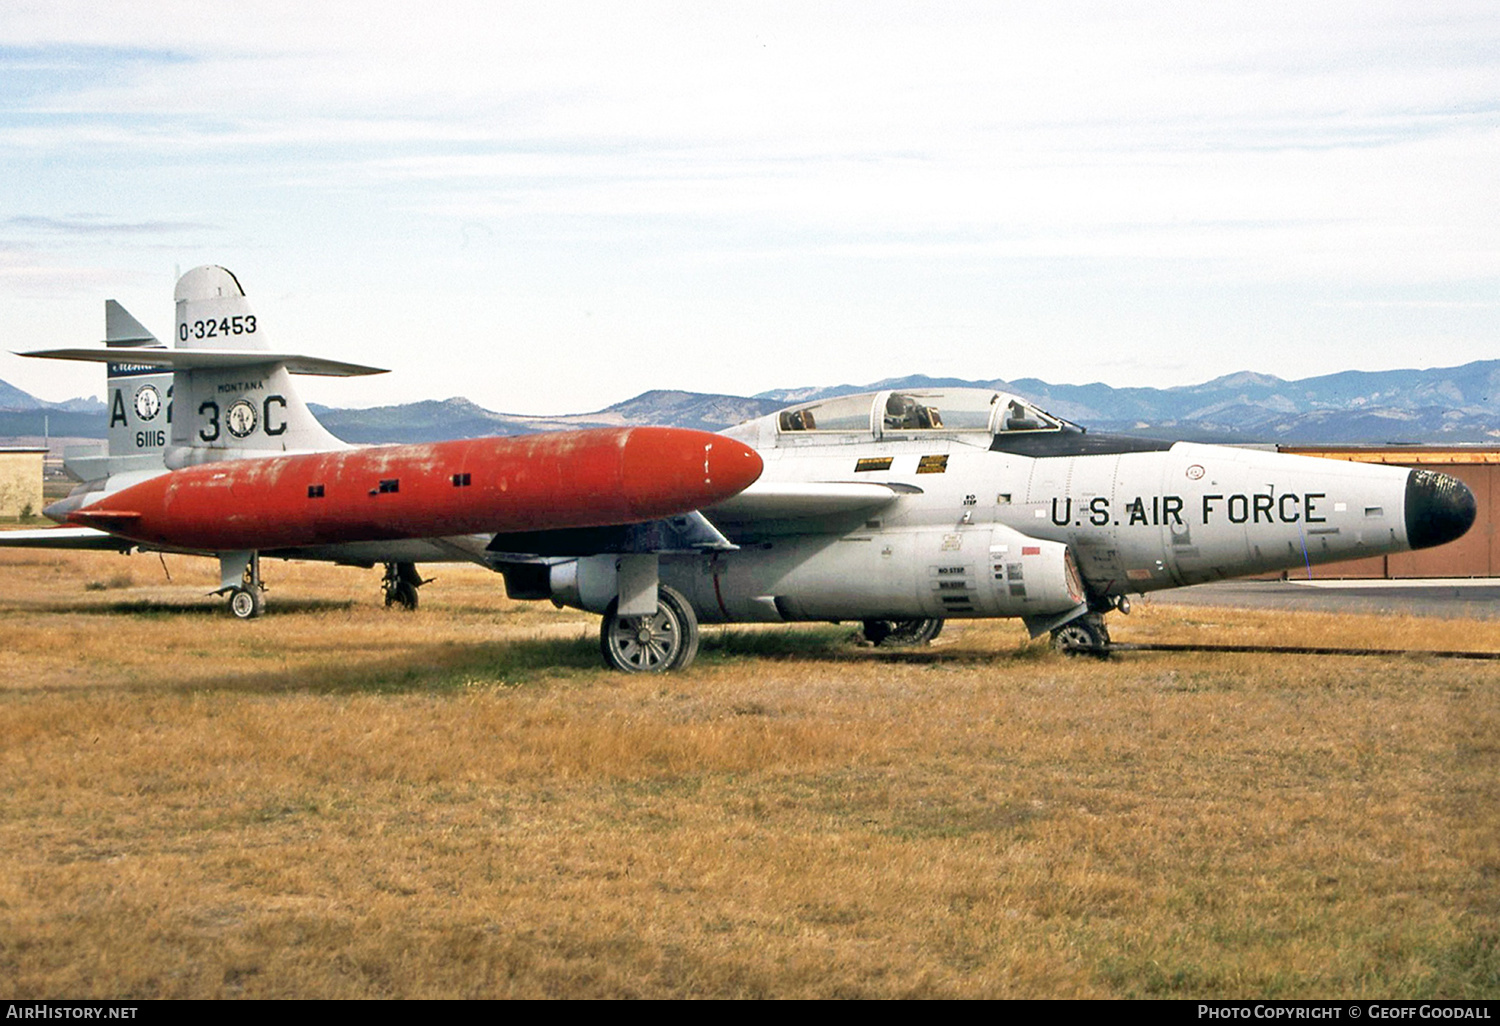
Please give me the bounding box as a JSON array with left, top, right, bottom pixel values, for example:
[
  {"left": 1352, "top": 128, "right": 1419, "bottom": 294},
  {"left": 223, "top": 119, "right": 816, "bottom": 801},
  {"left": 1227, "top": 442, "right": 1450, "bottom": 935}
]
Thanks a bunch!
[{"left": 179, "top": 315, "right": 257, "bottom": 341}]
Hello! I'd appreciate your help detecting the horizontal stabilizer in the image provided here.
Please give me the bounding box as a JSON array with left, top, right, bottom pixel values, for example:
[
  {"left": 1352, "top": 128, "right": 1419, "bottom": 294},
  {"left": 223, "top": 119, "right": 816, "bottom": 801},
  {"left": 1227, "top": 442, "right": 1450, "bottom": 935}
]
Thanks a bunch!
[
  {"left": 707, "top": 481, "right": 920, "bottom": 522},
  {"left": 0, "top": 526, "right": 135, "bottom": 551},
  {"left": 64, "top": 452, "right": 169, "bottom": 483},
  {"left": 19, "top": 347, "right": 387, "bottom": 377}
]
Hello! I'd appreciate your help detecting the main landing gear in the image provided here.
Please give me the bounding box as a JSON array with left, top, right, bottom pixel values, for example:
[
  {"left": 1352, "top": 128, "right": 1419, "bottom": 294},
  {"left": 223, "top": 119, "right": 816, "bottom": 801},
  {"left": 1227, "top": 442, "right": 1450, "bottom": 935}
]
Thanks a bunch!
[
  {"left": 599, "top": 585, "right": 700, "bottom": 673},
  {"left": 861, "top": 618, "right": 944, "bottom": 647},
  {"left": 217, "top": 551, "right": 265, "bottom": 620},
  {"left": 382, "top": 562, "right": 428, "bottom": 611}
]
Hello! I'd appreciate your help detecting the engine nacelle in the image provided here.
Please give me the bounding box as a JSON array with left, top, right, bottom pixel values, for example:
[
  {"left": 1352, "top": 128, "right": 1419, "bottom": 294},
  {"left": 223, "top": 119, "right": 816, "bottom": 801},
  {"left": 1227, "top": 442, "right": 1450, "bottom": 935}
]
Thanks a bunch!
[
  {"left": 545, "top": 524, "right": 1086, "bottom": 624},
  {"left": 549, "top": 554, "right": 628, "bottom": 615},
  {"left": 982, "top": 523, "right": 1087, "bottom": 618}
]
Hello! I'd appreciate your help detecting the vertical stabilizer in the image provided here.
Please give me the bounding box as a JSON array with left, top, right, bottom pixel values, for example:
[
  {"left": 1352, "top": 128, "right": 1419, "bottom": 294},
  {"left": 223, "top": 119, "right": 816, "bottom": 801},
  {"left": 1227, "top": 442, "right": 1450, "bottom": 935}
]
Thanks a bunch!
[
  {"left": 106, "top": 300, "right": 157, "bottom": 346},
  {"left": 165, "top": 266, "right": 350, "bottom": 468},
  {"left": 174, "top": 265, "right": 265, "bottom": 351},
  {"left": 104, "top": 300, "right": 172, "bottom": 463}
]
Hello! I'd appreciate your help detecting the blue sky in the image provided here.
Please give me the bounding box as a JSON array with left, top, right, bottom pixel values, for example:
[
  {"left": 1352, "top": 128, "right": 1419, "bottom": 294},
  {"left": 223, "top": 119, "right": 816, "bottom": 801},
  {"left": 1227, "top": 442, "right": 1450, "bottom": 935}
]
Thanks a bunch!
[{"left": 1, "top": 1, "right": 1497, "bottom": 414}]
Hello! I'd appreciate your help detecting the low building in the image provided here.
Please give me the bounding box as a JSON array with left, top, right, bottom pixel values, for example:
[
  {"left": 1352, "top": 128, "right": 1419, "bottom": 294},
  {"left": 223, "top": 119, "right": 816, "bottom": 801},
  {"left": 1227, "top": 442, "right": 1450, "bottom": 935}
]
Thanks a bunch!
[
  {"left": 1281, "top": 446, "right": 1500, "bottom": 578},
  {"left": 0, "top": 447, "right": 47, "bottom": 519}
]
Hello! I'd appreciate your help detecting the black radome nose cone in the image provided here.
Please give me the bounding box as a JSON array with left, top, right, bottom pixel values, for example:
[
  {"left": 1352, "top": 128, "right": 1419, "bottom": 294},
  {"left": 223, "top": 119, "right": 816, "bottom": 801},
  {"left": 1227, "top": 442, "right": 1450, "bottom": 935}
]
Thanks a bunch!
[{"left": 1405, "top": 469, "right": 1477, "bottom": 550}]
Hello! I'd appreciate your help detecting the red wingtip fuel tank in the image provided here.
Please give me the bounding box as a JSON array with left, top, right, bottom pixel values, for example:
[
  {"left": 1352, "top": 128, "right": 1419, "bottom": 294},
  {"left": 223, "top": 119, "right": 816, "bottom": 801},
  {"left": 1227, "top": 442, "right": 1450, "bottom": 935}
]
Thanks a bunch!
[{"left": 69, "top": 427, "right": 763, "bottom": 553}]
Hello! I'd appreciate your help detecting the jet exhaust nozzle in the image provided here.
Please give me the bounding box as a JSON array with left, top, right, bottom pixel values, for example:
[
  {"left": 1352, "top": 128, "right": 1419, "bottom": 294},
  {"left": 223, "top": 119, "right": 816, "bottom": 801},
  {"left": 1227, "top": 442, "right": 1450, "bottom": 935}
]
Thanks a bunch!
[{"left": 1405, "top": 469, "right": 1476, "bottom": 551}]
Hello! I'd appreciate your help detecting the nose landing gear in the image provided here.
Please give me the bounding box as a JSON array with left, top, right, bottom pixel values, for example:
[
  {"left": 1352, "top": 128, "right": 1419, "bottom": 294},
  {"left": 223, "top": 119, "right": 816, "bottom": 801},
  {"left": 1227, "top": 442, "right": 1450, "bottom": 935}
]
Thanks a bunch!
[
  {"left": 1050, "top": 614, "right": 1111, "bottom": 656},
  {"left": 216, "top": 551, "right": 265, "bottom": 619},
  {"left": 228, "top": 583, "right": 264, "bottom": 619},
  {"left": 382, "top": 562, "right": 429, "bottom": 611},
  {"left": 1050, "top": 596, "right": 1129, "bottom": 657}
]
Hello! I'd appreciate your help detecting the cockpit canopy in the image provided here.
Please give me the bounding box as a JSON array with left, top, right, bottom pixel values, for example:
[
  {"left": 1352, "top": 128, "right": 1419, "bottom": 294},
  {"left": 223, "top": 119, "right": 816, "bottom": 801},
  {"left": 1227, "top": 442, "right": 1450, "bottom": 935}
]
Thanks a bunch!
[{"left": 770, "top": 388, "right": 1067, "bottom": 441}]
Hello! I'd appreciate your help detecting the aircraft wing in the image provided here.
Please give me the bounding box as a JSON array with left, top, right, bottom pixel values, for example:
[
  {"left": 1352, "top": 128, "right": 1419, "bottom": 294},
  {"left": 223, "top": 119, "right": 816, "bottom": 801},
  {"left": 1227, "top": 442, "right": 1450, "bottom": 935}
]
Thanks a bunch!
[
  {"left": 705, "top": 481, "right": 920, "bottom": 523},
  {"left": 0, "top": 526, "right": 136, "bottom": 551},
  {"left": 18, "top": 348, "right": 387, "bottom": 377}
]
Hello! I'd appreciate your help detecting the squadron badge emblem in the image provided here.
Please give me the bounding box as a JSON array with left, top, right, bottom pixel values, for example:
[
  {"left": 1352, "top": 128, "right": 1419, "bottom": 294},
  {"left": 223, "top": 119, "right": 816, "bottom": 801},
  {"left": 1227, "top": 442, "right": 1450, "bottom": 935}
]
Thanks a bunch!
[
  {"left": 133, "top": 384, "right": 161, "bottom": 421},
  {"left": 226, "top": 398, "right": 259, "bottom": 438}
]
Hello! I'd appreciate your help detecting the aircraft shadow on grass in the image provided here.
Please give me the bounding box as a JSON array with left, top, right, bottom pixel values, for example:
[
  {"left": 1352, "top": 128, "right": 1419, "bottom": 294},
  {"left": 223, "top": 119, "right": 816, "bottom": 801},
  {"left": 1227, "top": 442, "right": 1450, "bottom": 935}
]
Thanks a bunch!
[
  {"left": 35, "top": 619, "right": 1046, "bottom": 698},
  {"left": 29, "top": 597, "right": 358, "bottom": 616}
]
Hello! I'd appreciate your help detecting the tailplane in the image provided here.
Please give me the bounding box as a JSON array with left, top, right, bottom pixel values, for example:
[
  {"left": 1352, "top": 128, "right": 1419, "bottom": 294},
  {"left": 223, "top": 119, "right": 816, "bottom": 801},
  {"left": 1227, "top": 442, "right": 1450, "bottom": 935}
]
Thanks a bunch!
[{"left": 20, "top": 266, "right": 388, "bottom": 471}]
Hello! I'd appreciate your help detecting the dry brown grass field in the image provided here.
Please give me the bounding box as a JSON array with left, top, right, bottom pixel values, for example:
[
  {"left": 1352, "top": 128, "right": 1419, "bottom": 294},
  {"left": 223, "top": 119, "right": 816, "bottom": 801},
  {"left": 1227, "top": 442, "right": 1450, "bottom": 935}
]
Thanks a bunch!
[{"left": 0, "top": 544, "right": 1496, "bottom": 998}]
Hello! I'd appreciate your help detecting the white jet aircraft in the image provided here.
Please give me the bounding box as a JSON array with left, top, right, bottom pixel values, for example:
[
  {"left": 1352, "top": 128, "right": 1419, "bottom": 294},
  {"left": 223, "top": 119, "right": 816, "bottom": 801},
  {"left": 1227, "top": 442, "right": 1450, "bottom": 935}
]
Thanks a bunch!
[
  {"left": 489, "top": 387, "right": 1477, "bottom": 665},
  {"left": 6, "top": 270, "right": 1478, "bottom": 671}
]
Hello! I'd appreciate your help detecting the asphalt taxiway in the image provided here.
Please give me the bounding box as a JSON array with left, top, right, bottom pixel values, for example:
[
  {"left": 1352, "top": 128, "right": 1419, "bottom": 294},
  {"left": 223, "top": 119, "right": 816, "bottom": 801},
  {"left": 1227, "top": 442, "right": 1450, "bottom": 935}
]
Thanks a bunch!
[{"left": 1142, "top": 578, "right": 1500, "bottom": 619}]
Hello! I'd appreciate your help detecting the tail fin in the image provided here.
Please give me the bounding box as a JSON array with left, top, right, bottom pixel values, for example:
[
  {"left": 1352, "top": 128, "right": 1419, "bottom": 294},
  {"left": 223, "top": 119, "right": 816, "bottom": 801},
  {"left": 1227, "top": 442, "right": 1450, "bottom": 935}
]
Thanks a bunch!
[
  {"left": 62, "top": 300, "right": 173, "bottom": 481},
  {"left": 173, "top": 265, "right": 265, "bottom": 351},
  {"left": 22, "top": 266, "right": 387, "bottom": 472},
  {"left": 104, "top": 300, "right": 172, "bottom": 461},
  {"left": 166, "top": 265, "right": 354, "bottom": 467}
]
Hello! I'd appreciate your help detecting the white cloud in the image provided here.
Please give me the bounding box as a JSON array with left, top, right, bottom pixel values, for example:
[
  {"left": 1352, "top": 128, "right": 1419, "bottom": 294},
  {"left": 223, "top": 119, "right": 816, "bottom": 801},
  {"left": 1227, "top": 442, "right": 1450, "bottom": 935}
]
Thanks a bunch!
[{"left": 0, "top": 1, "right": 1497, "bottom": 409}]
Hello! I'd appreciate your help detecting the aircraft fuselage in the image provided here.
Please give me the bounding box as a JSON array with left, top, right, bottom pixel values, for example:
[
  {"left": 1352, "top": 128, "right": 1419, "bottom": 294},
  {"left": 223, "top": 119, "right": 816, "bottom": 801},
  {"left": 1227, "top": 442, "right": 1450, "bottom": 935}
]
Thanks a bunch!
[
  {"left": 544, "top": 388, "right": 1476, "bottom": 637},
  {"left": 678, "top": 440, "right": 1449, "bottom": 622}
]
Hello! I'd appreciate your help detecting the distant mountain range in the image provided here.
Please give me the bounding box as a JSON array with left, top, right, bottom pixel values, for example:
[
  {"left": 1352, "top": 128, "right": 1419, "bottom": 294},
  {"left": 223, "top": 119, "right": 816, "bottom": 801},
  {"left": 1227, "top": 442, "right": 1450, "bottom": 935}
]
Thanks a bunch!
[
  {"left": 0, "top": 383, "right": 105, "bottom": 437},
  {"left": 306, "top": 391, "right": 786, "bottom": 442},
  {"left": 7, "top": 360, "right": 1500, "bottom": 445}
]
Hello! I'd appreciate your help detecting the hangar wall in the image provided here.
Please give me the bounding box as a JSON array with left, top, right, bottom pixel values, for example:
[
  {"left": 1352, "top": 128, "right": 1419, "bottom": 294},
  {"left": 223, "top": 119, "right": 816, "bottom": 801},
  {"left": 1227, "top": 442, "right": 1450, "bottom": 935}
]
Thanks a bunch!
[
  {"left": 0, "top": 448, "right": 46, "bottom": 519},
  {"left": 1280, "top": 446, "right": 1499, "bottom": 579}
]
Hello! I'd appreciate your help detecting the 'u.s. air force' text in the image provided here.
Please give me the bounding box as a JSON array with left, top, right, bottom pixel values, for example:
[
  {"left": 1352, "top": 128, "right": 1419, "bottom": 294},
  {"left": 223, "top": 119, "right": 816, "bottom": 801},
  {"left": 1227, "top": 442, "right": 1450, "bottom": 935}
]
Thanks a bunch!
[{"left": 1049, "top": 493, "right": 1329, "bottom": 527}]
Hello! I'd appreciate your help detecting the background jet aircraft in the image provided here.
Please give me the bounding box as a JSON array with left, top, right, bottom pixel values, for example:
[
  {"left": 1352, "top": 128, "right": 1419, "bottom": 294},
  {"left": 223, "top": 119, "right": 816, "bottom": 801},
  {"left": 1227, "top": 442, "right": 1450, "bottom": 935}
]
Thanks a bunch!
[
  {"left": 500, "top": 387, "right": 1477, "bottom": 664},
  {"left": 5, "top": 267, "right": 762, "bottom": 649}
]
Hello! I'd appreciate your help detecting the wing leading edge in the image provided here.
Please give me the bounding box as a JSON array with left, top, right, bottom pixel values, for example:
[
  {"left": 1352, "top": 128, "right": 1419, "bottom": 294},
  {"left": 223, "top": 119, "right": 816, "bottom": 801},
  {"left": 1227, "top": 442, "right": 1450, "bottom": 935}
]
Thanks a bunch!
[
  {"left": 706, "top": 481, "right": 920, "bottom": 523},
  {"left": 0, "top": 526, "right": 136, "bottom": 551}
]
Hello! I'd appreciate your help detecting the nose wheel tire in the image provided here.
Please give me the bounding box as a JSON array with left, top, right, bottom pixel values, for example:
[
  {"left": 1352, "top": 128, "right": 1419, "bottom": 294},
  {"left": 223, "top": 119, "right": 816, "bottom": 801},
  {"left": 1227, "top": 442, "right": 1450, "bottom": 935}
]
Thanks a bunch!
[
  {"left": 228, "top": 586, "right": 264, "bottom": 620},
  {"left": 1051, "top": 617, "right": 1110, "bottom": 657},
  {"left": 599, "top": 585, "right": 700, "bottom": 673},
  {"left": 386, "top": 581, "right": 419, "bottom": 610},
  {"left": 382, "top": 562, "right": 426, "bottom": 611}
]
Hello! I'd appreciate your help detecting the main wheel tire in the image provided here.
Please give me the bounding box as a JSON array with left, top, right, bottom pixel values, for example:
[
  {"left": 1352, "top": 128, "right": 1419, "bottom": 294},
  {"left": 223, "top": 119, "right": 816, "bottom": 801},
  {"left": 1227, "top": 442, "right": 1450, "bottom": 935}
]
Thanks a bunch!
[
  {"left": 1051, "top": 618, "right": 1109, "bottom": 657},
  {"left": 863, "top": 618, "right": 944, "bottom": 647},
  {"left": 229, "top": 586, "right": 264, "bottom": 620},
  {"left": 599, "top": 585, "right": 700, "bottom": 673},
  {"left": 885, "top": 618, "right": 943, "bottom": 646}
]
